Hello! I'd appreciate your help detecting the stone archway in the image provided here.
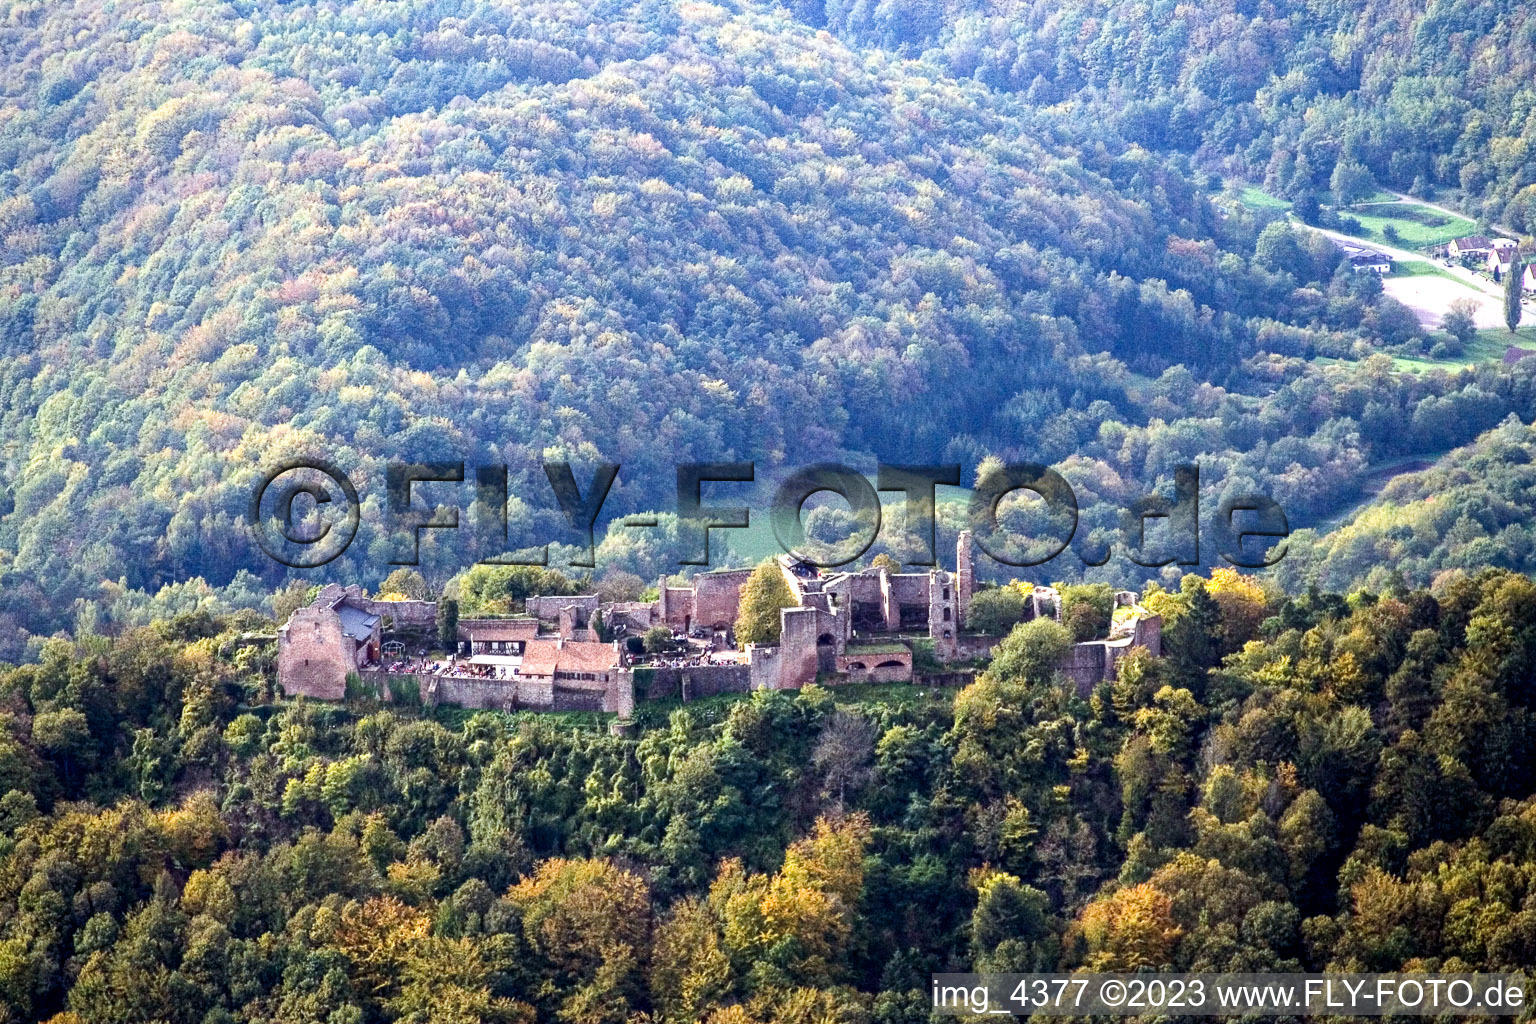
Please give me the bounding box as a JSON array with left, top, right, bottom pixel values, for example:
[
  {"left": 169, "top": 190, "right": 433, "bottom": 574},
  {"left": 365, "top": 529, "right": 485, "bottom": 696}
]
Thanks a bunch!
[{"left": 816, "top": 631, "right": 837, "bottom": 672}]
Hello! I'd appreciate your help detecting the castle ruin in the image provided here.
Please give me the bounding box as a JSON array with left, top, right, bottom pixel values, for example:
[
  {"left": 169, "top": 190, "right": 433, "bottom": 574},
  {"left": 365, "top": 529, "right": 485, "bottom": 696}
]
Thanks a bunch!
[{"left": 275, "top": 531, "right": 1161, "bottom": 715}]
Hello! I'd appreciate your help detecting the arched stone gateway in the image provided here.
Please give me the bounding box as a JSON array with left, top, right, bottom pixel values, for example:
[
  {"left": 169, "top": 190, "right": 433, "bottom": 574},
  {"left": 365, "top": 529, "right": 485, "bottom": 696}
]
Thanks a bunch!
[{"left": 816, "top": 631, "right": 837, "bottom": 672}]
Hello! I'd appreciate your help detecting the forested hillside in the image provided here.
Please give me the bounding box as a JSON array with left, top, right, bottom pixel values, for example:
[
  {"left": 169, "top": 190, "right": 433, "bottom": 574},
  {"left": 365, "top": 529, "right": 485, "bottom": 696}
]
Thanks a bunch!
[
  {"left": 6, "top": 570, "right": 1536, "bottom": 1021},
  {"left": 1, "top": 0, "right": 1534, "bottom": 654},
  {"left": 0, "top": 0, "right": 1523, "bottom": 651},
  {"left": 815, "top": 0, "right": 1536, "bottom": 230},
  {"left": 1281, "top": 414, "right": 1536, "bottom": 591},
  {"left": 8, "top": 3, "right": 1536, "bottom": 1020}
]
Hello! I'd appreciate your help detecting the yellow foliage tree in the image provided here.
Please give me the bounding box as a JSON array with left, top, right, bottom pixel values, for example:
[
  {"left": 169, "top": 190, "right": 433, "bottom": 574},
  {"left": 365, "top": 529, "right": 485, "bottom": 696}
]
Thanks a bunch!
[
  {"left": 703, "top": 986, "right": 868, "bottom": 1024},
  {"left": 506, "top": 856, "right": 651, "bottom": 1023},
  {"left": 1077, "top": 883, "right": 1182, "bottom": 970},
  {"left": 155, "top": 791, "right": 229, "bottom": 869},
  {"left": 506, "top": 857, "right": 651, "bottom": 977},
  {"left": 332, "top": 895, "right": 433, "bottom": 997},
  {"left": 329, "top": 894, "right": 531, "bottom": 1022},
  {"left": 713, "top": 815, "right": 871, "bottom": 983},
  {"left": 651, "top": 898, "right": 733, "bottom": 1024},
  {"left": 390, "top": 934, "right": 535, "bottom": 1024},
  {"left": 735, "top": 558, "right": 798, "bottom": 646},
  {"left": 1206, "top": 567, "right": 1269, "bottom": 649}
]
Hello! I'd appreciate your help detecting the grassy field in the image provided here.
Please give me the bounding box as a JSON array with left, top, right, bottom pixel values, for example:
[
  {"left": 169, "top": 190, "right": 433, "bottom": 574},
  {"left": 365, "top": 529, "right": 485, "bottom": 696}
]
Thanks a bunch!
[
  {"left": 1343, "top": 202, "right": 1477, "bottom": 248},
  {"left": 1234, "top": 184, "right": 1477, "bottom": 250},
  {"left": 1384, "top": 325, "right": 1536, "bottom": 373},
  {"left": 1238, "top": 186, "right": 1290, "bottom": 211},
  {"left": 1313, "top": 325, "right": 1536, "bottom": 374}
]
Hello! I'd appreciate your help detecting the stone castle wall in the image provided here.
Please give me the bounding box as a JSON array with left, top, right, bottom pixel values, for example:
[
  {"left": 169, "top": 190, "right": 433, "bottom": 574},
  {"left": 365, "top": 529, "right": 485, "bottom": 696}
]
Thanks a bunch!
[
  {"left": 1057, "top": 614, "right": 1162, "bottom": 697},
  {"left": 915, "top": 670, "right": 979, "bottom": 688},
  {"left": 781, "top": 605, "right": 847, "bottom": 689},
  {"left": 278, "top": 606, "right": 354, "bottom": 700},
  {"left": 955, "top": 531, "right": 973, "bottom": 628},
  {"left": 1059, "top": 643, "right": 1110, "bottom": 697},
  {"left": 635, "top": 665, "right": 753, "bottom": 701},
  {"left": 418, "top": 674, "right": 517, "bottom": 711},
  {"left": 658, "top": 583, "right": 691, "bottom": 628},
  {"left": 1131, "top": 614, "right": 1162, "bottom": 657},
  {"left": 526, "top": 594, "right": 599, "bottom": 620},
  {"left": 954, "top": 634, "right": 1000, "bottom": 660},
  {"left": 375, "top": 669, "right": 635, "bottom": 714},
  {"left": 839, "top": 647, "right": 913, "bottom": 683},
  {"left": 364, "top": 598, "right": 437, "bottom": 628},
  {"left": 748, "top": 644, "right": 782, "bottom": 691},
  {"left": 693, "top": 570, "right": 753, "bottom": 630}
]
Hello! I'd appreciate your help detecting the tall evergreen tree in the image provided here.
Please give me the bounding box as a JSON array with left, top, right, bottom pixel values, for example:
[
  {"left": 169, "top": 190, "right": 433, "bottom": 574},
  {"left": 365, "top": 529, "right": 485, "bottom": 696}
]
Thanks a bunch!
[
  {"left": 1165, "top": 581, "right": 1222, "bottom": 692},
  {"left": 437, "top": 598, "right": 459, "bottom": 652},
  {"left": 1508, "top": 259, "right": 1525, "bottom": 334}
]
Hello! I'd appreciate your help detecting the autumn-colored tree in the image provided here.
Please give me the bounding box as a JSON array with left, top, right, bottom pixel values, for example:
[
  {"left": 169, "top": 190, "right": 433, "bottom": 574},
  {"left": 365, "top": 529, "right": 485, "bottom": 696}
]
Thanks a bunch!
[
  {"left": 156, "top": 791, "right": 229, "bottom": 869},
  {"left": 714, "top": 815, "right": 871, "bottom": 983},
  {"left": 378, "top": 567, "right": 431, "bottom": 601},
  {"left": 331, "top": 895, "right": 432, "bottom": 999},
  {"left": 734, "top": 559, "right": 798, "bottom": 646},
  {"left": 1206, "top": 568, "right": 1269, "bottom": 651},
  {"left": 507, "top": 857, "right": 651, "bottom": 1020},
  {"left": 1077, "top": 883, "right": 1182, "bottom": 970},
  {"left": 330, "top": 894, "right": 531, "bottom": 1023},
  {"left": 651, "top": 898, "right": 733, "bottom": 1024}
]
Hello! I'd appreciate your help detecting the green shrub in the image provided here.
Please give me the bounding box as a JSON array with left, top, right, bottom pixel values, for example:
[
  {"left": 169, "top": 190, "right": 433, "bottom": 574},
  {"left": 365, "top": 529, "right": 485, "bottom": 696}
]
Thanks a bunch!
[
  {"left": 1058, "top": 582, "right": 1115, "bottom": 641},
  {"left": 966, "top": 587, "right": 1027, "bottom": 635},
  {"left": 344, "top": 672, "right": 379, "bottom": 701},
  {"left": 387, "top": 675, "right": 421, "bottom": 707}
]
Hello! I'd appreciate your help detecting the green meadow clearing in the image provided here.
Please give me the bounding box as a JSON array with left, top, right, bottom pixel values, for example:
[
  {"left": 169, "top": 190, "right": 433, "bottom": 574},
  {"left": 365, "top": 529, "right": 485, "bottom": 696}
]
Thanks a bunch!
[{"left": 1343, "top": 201, "right": 1478, "bottom": 248}]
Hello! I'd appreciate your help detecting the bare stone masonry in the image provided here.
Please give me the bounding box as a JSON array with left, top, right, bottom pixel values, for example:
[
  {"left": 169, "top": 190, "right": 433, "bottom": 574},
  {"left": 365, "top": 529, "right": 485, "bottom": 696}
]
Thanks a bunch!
[{"left": 276, "top": 532, "right": 1162, "bottom": 719}]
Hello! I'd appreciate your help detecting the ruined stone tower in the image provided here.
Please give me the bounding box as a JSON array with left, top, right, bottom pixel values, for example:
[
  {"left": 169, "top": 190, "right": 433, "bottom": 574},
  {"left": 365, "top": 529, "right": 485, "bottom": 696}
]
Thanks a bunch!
[
  {"left": 928, "top": 568, "right": 959, "bottom": 662},
  {"left": 955, "top": 529, "right": 974, "bottom": 630}
]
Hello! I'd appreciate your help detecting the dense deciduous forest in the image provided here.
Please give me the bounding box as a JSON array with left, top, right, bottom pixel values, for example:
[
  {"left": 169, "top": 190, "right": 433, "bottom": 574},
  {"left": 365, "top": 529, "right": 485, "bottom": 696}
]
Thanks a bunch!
[
  {"left": 1282, "top": 414, "right": 1536, "bottom": 591},
  {"left": 0, "top": 0, "right": 1533, "bottom": 658},
  {"left": 6, "top": 3, "right": 1536, "bottom": 1019},
  {"left": 813, "top": 0, "right": 1536, "bottom": 232},
  {"left": 6, "top": 570, "right": 1536, "bottom": 1022}
]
